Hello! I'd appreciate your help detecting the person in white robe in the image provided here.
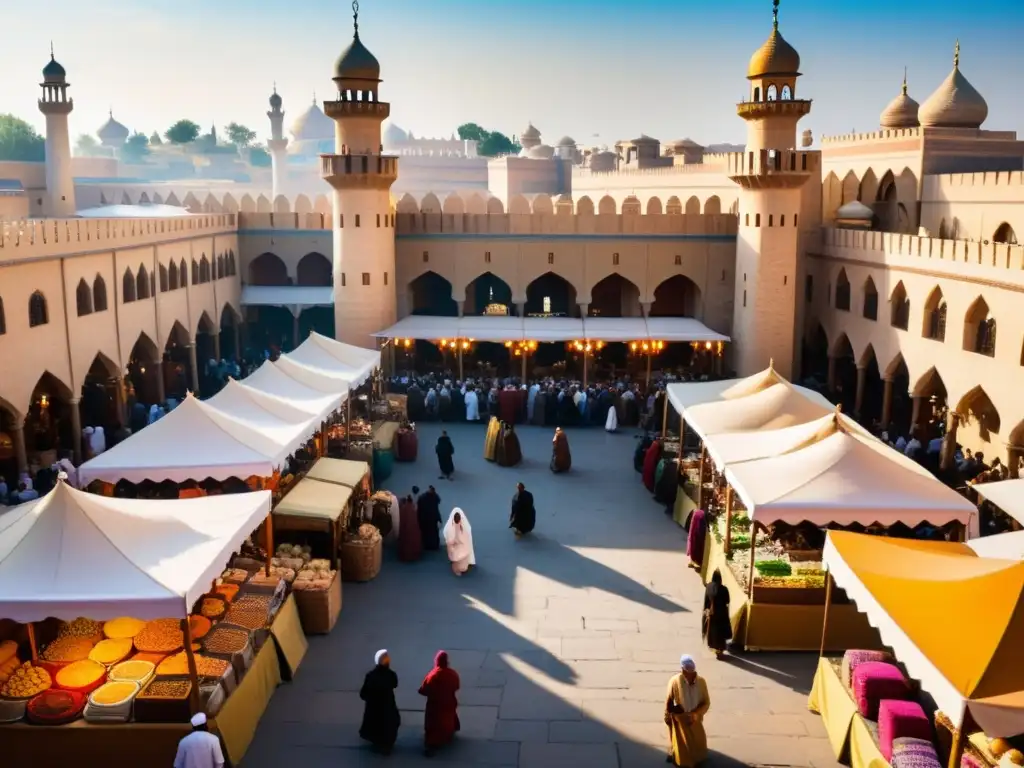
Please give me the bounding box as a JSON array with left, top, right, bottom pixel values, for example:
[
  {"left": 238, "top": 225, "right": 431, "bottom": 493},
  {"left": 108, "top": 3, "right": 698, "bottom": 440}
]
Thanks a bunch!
[
  {"left": 464, "top": 387, "right": 480, "bottom": 421},
  {"left": 527, "top": 383, "right": 540, "bottom": 422},
  {"left": 174, "top": 713, "right": 224, "bottom": 768},
  {"left": 388, "top": 492, "right": 401, "bottom": 540},
  {"left": 605, "top": 403, "right": 618, "bottom": 432},
  {"left": 89, "top": 426, "right": 106, "bottom": 456},
  {"left": 443, "top": 508, "right": 475, "bottom": 576},
  {"left": 148, "top": 404, "right": 162, "bottom": 425},
  {"left": 82, "top": 427, "right": 95, "bottom": 459}
]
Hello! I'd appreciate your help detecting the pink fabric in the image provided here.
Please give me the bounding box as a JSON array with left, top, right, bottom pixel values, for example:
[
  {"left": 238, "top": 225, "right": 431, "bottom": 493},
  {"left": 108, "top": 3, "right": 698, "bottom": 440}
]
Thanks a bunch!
[
  {"left": 841, "top": 649, "right": 892, "bottom": 689},
  {"left": 853, "top": 661, "right": 910, "bottom": 719},
  {"left": 878, "top": 700, "right": 931, "bottom": 762}
]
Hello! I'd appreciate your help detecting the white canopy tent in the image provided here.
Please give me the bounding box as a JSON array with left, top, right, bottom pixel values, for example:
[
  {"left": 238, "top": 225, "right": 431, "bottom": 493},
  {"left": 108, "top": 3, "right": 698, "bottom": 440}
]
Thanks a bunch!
[
  {"left": 968, "top": 530, "right": 1024, "bottom": 559},
  {"left": 0, "top": 481, "right": 271, "bottom": 622},
  {"left": 286, "top": 339, "right": 364, "bottom": 388},
  {"left": 457, "top": 315, "right": 524, "bottom": 342},
  {"left": 79, "top": 393, "right": 297, "bottom": 485},
  {"left": 206, "top": 380, "right": 322, "bottom": 456},
  {"left": 274, "top": 355, "right": 354, "bottom": 394},
  {"left": 684, "top": 382, "right": 836, "bottom": 443},
  {"left": 307, "top": 332, "right": 379, "bottom": 383},
  {"left": 666, "top": 363, "right": 820, "bottom": 415},
  {"left": 975, "top": 479, "right": 1024, "bottom": 526},
  {"left": 645, "top": 317, "right": 730, "bottom": 343},
  {"left": 580, "top": 317, "right": 647, "bottom": 342},
  {"left": 523, "top": 316, "right": 584, "bottom": 342},
  {"left": 723, "top": 415, "right": 977, "bottom": 527},
  {"left": 242, "top": 361, "right": 344, "bottom": 421}
]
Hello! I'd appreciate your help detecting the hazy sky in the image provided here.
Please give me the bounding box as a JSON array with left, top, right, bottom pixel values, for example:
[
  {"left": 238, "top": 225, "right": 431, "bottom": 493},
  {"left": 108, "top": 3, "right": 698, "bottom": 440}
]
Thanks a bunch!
[{"left": 2, "top": 0, "right": 1021, "bottom": 148}]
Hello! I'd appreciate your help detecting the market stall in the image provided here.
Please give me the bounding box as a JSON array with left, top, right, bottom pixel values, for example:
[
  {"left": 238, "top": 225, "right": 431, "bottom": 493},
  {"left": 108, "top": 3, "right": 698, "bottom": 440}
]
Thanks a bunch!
[
  {"left": 242, "top": 360, "right": 345, "bottom": 422},
  {"left": 0, "top": 481, "right": 300, "bottom": 766},
  {"left": 703, "top": 413, "right": 976, "bottom": 651},
  {"left": 304, "top": 331, "right": 380, "bottom": 388},
  {"left": 811, "top": 531, "right": 1024, "bottom": 768},
  {"left": 304, "top": 457, "right": 371, "bottom": 494}
]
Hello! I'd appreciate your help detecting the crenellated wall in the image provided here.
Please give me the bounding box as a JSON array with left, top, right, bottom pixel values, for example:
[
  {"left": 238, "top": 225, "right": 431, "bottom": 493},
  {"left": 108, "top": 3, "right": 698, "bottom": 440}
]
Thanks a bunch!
[{"left": 920, "top": 171, "right": 1024, "bottom": 243}]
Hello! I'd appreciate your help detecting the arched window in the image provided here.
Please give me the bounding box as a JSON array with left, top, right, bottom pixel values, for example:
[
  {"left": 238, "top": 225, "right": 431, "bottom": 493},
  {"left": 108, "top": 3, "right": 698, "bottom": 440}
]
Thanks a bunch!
[
  {"left": 994, "top": 222, "right": 1018, "bottom": 245},
  {"left": 159, "top": 264, "right": 168, "bottom": 292},
  {"left": 890, "top": 282, "right": 910, "bottom": 330},
  {"left": 834, "top": 269, "right": 851, "bottom": 311},
  {"left": 179, "top": 259, "right": 187, "bottom": 287},
  {"left": 753, "top": 87, "right": 760, "bottom": 102},
  {"left": 191, "top": 260, "right": 199, "bottom": 286},
  {"left": 964, "top": 297, "right": 996, "bottom": 357},
  {"left": 229, "top": 250, "right": 237, "bottom": 276},
  {"left": 216, "top": 255, "right": 224, "bottom": 280},
  {"left": 136, "top": 264, "right": 150, "bottom": 300},
  {"left": 28, "top": 291, "right": 48, "bottom": 327},
  {"left": 150, "top": 271, "right": 156, "bottom": 297},
  {"left": 781, "top": 84, "right": 792, "bottom": 100},
  {"left": 122, "top": 268, "right": 136, "bottom": 303},
  {"left": 76, "top": 278, "right": 93, "bottom": 316},
  {"left": 862, "top": 277, "right": 878, "bottom": 320},
  {"left": 938, "top": 219, "right": 948, "bottom": 239},
  {"left": 93, "top": 275, "right": 108, "bottom": 312},
  {"left": 766, "top": 84, "right": 778, "bottom": 101},
  {"left": 924, "top": 290, "right": 947, "bottom": 341},
  {"left": 199, "top": 256, "right": 211, "bottom": 283},
  {"left": 0, "top": 296, "right": 5, "bottom": 335},
  {"left": 976, "top": 319, "right": 997, "bottom": 357}
]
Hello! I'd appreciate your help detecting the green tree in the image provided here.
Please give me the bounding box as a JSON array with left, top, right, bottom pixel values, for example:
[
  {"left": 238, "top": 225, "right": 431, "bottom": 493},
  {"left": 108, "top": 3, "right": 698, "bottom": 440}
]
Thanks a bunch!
[
  {"left": 164, "top": 119, "right": 201, "bottom": 145},
  {"left": 478, "top": 130, "right": 518, "bottom": 157},
  {"left": 0, "top": 114, "right": 45, "bottom": 162},
  {"left": 121, "top": 132, "right": 150, "bottom": 164},
  {"left": 224, "top": 122, "right": 256, "bottom": 148},
  {"left": 249, "top": 145, "right": 271, "bottom": 167},
  {"left": 75, "top": 134, "right": 99, "bottom": 156},
  {"left": 457, "top": 122, "right": 488, "bottom": 142}
]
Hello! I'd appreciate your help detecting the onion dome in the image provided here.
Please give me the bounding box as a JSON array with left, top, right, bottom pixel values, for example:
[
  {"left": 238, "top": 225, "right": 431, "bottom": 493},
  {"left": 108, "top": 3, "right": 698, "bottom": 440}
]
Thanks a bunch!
[
  {"left": 289, "top": 98, "right": 335, "bottom": 141},
  {"left": 918, "top": 41, "right": 988, "bottom": 129},
  {"left": 521, "top": 123, "right": 541, "bottom": 141},
  {"left": 747, "top": 1, "right": 800, "bottom": 78},
  {"left": 334, "top": 3, "right": 380, "bottom": 81},
  {"left": 526, "top": 144, "right": 554, "bottom": 160},
  {"left": 269, "top": 85, "right": 282, "bottom": 110},
  {"left": 880, "top": 71, "right": 919, "bottom": 128},
  {"left": 836, "top": 201, "right": 874, "bottom": 221},
  {"left": 557, "top": 135, "right": 576, "bottom": 147},
  {"left": 97, "top": 110, "right": 130, "bottom": 143},
  {"left": 43, "top": 48, "right": 66, "bottom": 82}
]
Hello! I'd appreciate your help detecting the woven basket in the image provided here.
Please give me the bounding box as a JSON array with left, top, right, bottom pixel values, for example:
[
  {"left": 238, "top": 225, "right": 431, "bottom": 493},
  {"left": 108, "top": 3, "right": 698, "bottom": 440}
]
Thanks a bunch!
[
  {"left": 294, "top": 572, "right": 343, "bottom": 635},
  {"left": 340, "top": 538, "right": 382, "bottom": 582}
]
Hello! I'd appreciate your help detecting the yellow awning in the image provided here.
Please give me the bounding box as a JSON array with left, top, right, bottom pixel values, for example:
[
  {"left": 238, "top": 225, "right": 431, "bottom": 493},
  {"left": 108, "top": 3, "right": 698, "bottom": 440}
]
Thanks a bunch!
[
  {"left": 273, "top": 477, "right": 352, "bottom": 522},
  {"left": 304, "top": 457, "right": 369, "bottom": 489}
]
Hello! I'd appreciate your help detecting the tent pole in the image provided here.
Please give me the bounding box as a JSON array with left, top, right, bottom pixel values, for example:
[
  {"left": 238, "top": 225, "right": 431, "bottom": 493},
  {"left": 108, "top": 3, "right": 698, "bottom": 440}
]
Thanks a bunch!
[
  {"left": 583, "top": 351, "right": 588, "bottom": 390},
  {"left": 264, "top": 513, "right": 274, "bottom": 577},
  {"left": 947, "top": 726, "right": 964, "bottom": 768},
  {"left": 646, "top": 352, "right": 652, "bottom": 390},
  {"left": 181, "top": 618, "right": 202, "bottom": 716},
  {"left": 819, "top": 570, "right": 834, "bottom": 658},
  {"left": 458, "top": 345, "right": 464, "bottom": 381},
  {"left": 696, "top": 444, "right": 706, "bottom": 510},
  {"left": 331, "top": 519, "right": 339, "bottom": 570},
  {"left": 26, "top": 623, "right": 38, "bottom": 663},
  {"left": 724, "top": 487, "right": 734, "bottom": 557},
  {"left": 660, "top": 391, "right": 669, "bottom": 441},
  {"left": 346, "top": 399, "right": 352, "bottom": 453},
  {"left": 746, "top": 522, "right": 758, "bottom": 600},
  {"left": 521, "top": 351, "right": 527, "bottom": 381}
]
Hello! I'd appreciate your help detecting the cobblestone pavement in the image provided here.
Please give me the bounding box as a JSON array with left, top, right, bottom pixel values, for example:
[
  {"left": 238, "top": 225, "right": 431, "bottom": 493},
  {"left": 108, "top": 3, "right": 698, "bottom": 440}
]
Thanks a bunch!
[{"left": 244, "top": 422, "right": 840, "bottom": 768}]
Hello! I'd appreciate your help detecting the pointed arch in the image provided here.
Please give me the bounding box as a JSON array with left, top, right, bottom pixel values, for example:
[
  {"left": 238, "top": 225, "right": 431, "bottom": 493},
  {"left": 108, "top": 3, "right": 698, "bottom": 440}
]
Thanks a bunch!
[
  {"left": 239, "top": 194, "right": 256, "bottom": 213},
  {"left": 646, "top": 196, "right": 663, "bottom": 215},
  {"left": 588, "top": 273, "right": 641, "bottom": 318},
  {"left": 296, "top": 252, "right": 332, "bottom": 287},
  {"left": 531, "top": 195, "right": 553, "bottom": 215},
  {"left": 597, "top": 195, "right": 616, "bottom": 215},
  {"left": 889, "top": 280, "right": 909, "bottom": 330},
  {"left": 443, "top": 194, "right": 466, "bottom": 215},
  {"left": 216, "top": 254, "right": 224, "bottom": 280},
  {"left": 463, "top": 272, "right": 512, "bottom": 316},
  {"left": 862, "top": 275, "right": 878, "bottom": 320},
  {"left": 994, "top": 222, "right": 1018, "bottom": 245},
  {"left": 508, "top": 195, "right": 531, "bottom": 215},
  {"left": 420, "top": 193, "right": 442, "bottom": 214},
  {"left": 75, "top": 278, "right": 93, "bottom": 316},
  {"left": 955, "top": 385, "right": 1002, "bottom": 442},
  {"left": 255, "top": 194, "right": 272, "bottom": 213},
  {"left": 621, "top": 195, "right": 641, "bottom": 215},
  {"left": 129, "top": 331, "right": 160, "bottom": 364},
  {"left": 0, "top": 296, "right": 6, "bottom": 335},
  {"left": 525, "top": 271, "right": 578, "bottom": 317},
  {"left": 203, "top": 193, "right": 222, "bottom": 213},
  {"left": 199, "top": 255, "right": 211, "bottom": 283},
  {"left": 294, "top": 194, "right": 313, "bottom": 215},
  {"left": 138, "top": 192, "right": 150, "bottom": 204},
  {"left": 486, "top": 197, "right": 504, "bottom": 214},
  {"left": 314, "top": 194, "right": 332, "bottom": 216},
  {"left": 576, "top": 196, "right": 594, "bottom": 216},
  {"left": 136, "top": 264, "right": 150, "bottom": 299},
  {"left": 91, "top": 274, "right": 107, "bottom": 313},
  {"left": 182, "top": 192, "right": 202, "bottom": 212},
  {"left": 152, "top": 192, "right": 164, "bottom": 205},
  {"left": 466, "top": 193, "right": 487, "bottom": 214},
  {"left": 858, "top": 342, "right": 878, "bottom": 370},
  {"left": 665, "top": 196, "right": 682, "bottom": 215},
  {"left": 883, "top": 351, "right": 909, "bottom": 380},
  {"left": 28, "top": 291, "right": 48, "bottom": 327},
  {"left": 165, "top": 192, "right": 181, "bottom": 207},
  {"left": 249, "top": 253, "right": 289, "bottom": 286},
  {"left": 911, "top": 366, "right": 947, "bottom": 401},
  {"left": 834, "top": 268, "right": 851, "bottom": 311},
  {"left": 922, "top": 286, "right": 946, "bottom": 341},
  {"left": 190, "top": 259, "right": 199, "bottom": 286},
  {"left": 167, "top": 261, "right": 179, "bottom": 291},
  {"left": 650, "top": 275, "right": 701, "bottom": 318},
  {"left": 840, "top": 170, "right": 859, "bottom": 205},
  {"left": 963, "top": 295, "right": 996, "bottom": 356},
  {"left": 221, "top": 193, "right": 239, "bottom": 213},
  {"left": 228, "top": 250, "right": 237, "bottom": 277},
  {"left": 396, "top": 193, "right": 419, "bottom": 213},
  {"left": 179, "top": 259, "right": 188, "bottom": 287},
  {"left": 165, "top": 320, "right": 191, "bottom": 350},
  {"left": 684, "top": 196, "right": 701, "bottom": 215},
  {"left": 859, "top": 168, "right": 879, "bottom": 203},
  {"left": 554, "top": 195, "right": 573, "bottom": 215},
  {"left": 830, "top": 331, "right": 854, "bottom": 359},
  {"left": 704, "top": 195, "right": 721, "bottom": 215},
  {"left": 197, "top": 310, "right": 217, "bottom": 336},
  {"left": 409, "top": 271, "right": 458, "bottom": 316}
]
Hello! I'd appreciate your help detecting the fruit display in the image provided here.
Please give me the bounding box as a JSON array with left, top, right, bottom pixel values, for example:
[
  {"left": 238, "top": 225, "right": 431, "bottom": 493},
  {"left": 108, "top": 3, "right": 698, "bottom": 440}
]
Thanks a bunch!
[
  {"left": 54, "top": 659, "right": 106, "bottom": 691},
  {"left": 188, "top": 615, "right": 212, "bottom": 640},
  {"left": 1, "top": 662, "right": 51, "bottom": 698},
  {"left": 134, "top": 619, "right": 184, "bottom": 654},
  {"left": 26, "top": 689, "right": 86, "bottom": 725},
  {"left": 202, "top": 626, "right": 249, "bottom": 655},
  {"left": 157, "top": 651, "right": 230, "bottom": 678},
  {"left": 108, "top": 659, "right": 156, "bottom": 684},
  {"left": 103, "top": 617, "right": 146, "bottom": 640},
  {"left": 89, "top": 681, "right": 140, "bottom": 707},
  {"left": 138, "top": 678, "right": 191, "bottom": 700},
  {"left": 41, "top": 636, "right": 95, "bottom": 663},
  {"left": 88, "top": 638, "right": 134, "bottom": 666},
  {"left": 56, "top": 618, "right": 104, "bottom": 644},
  {"left": 224, "top": 595, "right": 272, "bottom": 631},
  {"left": 0, "top": 654, "right": 21, "bottom": 688}
]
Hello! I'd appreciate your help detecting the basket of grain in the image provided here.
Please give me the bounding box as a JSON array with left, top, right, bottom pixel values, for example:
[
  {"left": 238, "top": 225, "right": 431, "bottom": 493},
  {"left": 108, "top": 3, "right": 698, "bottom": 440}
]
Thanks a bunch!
[
  {"left": 340, "top": 524, "right": 382, "bottom": 582},
  {"left": 292, "top": 567, "right": 342, "bottom": 635},
  {"left": 84, "top": 680, "right": 140, "bottom": 723}
]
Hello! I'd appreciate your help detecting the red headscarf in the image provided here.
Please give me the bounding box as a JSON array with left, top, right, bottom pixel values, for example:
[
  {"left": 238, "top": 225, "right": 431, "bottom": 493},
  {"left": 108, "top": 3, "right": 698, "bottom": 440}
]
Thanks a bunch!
[{"left": 434, "top": 650, "right": 449, "bottom": 669}]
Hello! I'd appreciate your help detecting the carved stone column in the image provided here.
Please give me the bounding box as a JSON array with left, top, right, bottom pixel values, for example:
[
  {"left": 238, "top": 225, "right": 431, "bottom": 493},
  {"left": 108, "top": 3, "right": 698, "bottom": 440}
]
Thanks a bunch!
[
  {"left": 187, "top": 344, "right": 200, "bottom": 395},
  {"left": 854, "top": 365, "right": 867, "bottom": 417},
  {"left": 70, "top": 397, "right": 83, "bottom": 465},
  {"left": 939, "top": 412, "right": 961, "bottom": 471},
  {"left": 880, "top": 377, "right": 894, "bottom": 428}
]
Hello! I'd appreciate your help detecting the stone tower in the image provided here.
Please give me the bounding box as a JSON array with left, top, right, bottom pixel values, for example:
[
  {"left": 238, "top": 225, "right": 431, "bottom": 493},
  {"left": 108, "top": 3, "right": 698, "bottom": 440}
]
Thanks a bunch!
[
  {"left": 38, "top": 46, "right": 76, "bottom": 218},
  {"left": 728, "top": 0, "right": 814, "bottom": 378},
  {"left": 322, "top": 0, "right": 398, "bottom": 349},
  {"left": 267, "top": 85, "right": 288, "bottom": 200}
]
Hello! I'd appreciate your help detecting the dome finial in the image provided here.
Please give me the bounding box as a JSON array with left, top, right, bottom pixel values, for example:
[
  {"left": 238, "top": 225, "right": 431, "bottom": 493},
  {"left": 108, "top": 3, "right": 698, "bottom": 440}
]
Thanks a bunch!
[
  {"left": 772, "top": 0, "right": 780, "bottom": 30},
  {"left": 50, "top": 40, "right": 54, "bottom": 59},
  {"left": 954, "top": 39, "right": 960, "bottom": 68},
  {"left": 353, "top": 0, "right": 360, "bottom": 38},
  {"left": 273, "top": 81, "right": 277, "bottom": 94},
  {"left": 902, "top": 67, "right": 908, "bottom": 95},
  {"left": 312, "top": 91, "right": 317, "bottom": 107}
]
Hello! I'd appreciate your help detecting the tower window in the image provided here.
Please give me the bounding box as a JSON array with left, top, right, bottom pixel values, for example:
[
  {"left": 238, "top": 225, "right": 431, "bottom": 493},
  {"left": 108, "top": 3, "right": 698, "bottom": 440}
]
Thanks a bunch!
[
  {"left": 805, "top": 275, "right": 813, "bottom": 303},
  {"left": 768, "top": 215, "right": 774, "bottom": 227},
  {"left": 355, "top": 214, "right": 361, "bottom": 227},
  {"left": 423, "top": 251, "right": 429, "bottom": 263},
  {"left": 384, "top": 272, "right": 388, "bottom": 286},
  {"left": 362, "top": 272, "right": 370, "bottom": 286},
  {"left": 340, "top": 214, "right": 344, "bottom": 228},
  {"left": 783, "top": 275, "right": 788, "bottom": 286},
  {"left": 484, "top": 251, "right": 491, "bottom": 263},
  {"left": 745, "top": 213, "right": 750, "bottom": 226},
  {"left": 802, "top": 154, "right": 807, "bottom": 171},
  {"left": 780, "top": 214, "right": 786, "bottom": 227},
  {"left": 612, "top": 252, "right": 619, "bottom": 266},
  {"left": 547, "top": 252, "right": 554, "bottom": 264},
  {"left": 674, "top": 255, "right": 682, "bottom": 265},
  {"left": 755, "top": 214, "right": 761, "bottom": 227},
  {"left": 341, "top": 273, "right": 346, "bottom": 287},
  {"left": 767, "top": 84, "right": 778, "bottom": 101},
  {"left": 543, "top": 296, "right": 551, "bottom": 314},
  {"left": 794, "top": 213, "right": 799, "bottom": 227},
  {"left": 743, "top": 290, "right": 747, "bottom": 307},
  {"left": 753, "top": 87, "right": 761, "bottom": 102},
  {"left": 377, "top": 213, "right": 381, "bottom": 227},
  {"left": 781, "top": 84, "right": 792, "bottom": 100}
]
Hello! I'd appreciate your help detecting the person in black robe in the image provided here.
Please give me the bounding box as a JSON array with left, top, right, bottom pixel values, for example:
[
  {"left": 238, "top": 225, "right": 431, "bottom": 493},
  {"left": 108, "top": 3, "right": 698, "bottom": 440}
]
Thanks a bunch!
[
  {"left": 435, "top": 431, "right": 455, "bottom": 480},
  {"left": 360, "top": 649, "right": 400, "bottom": 753},
  {"left": 702, "top": 570, "right": 732, "bottom": 658},
  {"left": 509, "top": 482, "right": 536, "bottom": 536},
  {"left": 417, "top": 486, "right": 443, "bottom": 550},
  {"left": 544, "top": 388, "right": 558, "bottom": 426},
  {"left": 407, "top": 383, "right": 426, "bottom": 422}
]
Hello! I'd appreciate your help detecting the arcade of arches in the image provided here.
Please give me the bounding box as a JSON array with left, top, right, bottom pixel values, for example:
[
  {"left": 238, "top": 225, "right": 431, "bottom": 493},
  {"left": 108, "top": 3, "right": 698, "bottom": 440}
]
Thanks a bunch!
[{"left": 245, "top": 252, "right": 335, "bottom": 352}]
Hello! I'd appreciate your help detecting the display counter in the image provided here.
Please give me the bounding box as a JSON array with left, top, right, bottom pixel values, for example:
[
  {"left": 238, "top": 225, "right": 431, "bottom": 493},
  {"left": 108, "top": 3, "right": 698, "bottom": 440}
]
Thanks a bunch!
[
  {"left": 702, "top": 533, "right": 880, "bottom": 652},
  {"left": 808, "top": 657, "right": 890, "bottom": 768}
]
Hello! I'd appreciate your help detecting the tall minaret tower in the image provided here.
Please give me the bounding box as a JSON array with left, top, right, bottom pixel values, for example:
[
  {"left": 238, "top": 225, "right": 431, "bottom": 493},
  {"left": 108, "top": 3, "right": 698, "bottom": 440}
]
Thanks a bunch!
[
  {"left": 728, "top": 0, "right": 815, "bottom": 378},
  {"left": 322, "top": 0, "right": 398, "bottom": 349},
  {"left": 38, "top": 45, "right": 76, "bottom": 217},
  {"left": 267, "top": 85, "right": 288, "bottom": 200}
]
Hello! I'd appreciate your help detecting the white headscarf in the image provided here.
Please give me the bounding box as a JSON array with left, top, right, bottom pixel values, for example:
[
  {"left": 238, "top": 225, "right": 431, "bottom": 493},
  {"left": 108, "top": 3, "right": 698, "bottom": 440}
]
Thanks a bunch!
[
  {"left": 680, "top": 654, "right": 696, "bottom": 671},
  {"left": 374, "top": 649, "right": 388, "bottom": 665},
  {"left": 443, "top": 507, "right": 475, "bottom": 566},
  {"left": 148, "top": 404, "right": 161, "bottom": 424}
]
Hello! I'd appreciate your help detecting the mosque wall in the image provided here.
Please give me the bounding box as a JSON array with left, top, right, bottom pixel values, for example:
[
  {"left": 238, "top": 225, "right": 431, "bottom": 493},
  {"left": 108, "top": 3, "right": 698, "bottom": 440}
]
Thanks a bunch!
[
  {"left": 920, "top": 172, "right": 1024, "bottom": 243},
  {"left": 806, "top": 226, "right": 1024, "bottom": 462},
  {"left": 0, "top": 215, "right": 241, "bottom": 419}
]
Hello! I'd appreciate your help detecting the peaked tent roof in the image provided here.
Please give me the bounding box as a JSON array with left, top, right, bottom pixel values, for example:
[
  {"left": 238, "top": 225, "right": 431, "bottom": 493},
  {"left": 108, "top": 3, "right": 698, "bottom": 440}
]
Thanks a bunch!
[
  {"left": 684, "top": 381, "right": 835, "bottom": 442},
  {"left": 723, "top": 415, "right": 976, "bottom": 526},
  {"left": 206, "top": 379, "right": 321, "bottom": 458},
  {"left": 305, "top": 332, "right": 379, "bottom": 386},
  {"left": 78, "top": 393, "right": 294, "bottom": 485},
  {"left": 243, "top": 360, "right": 344, "bottom": 420},
  {"left": 665, "top": 363, "right": 824, "bottom": 415},
  {"left": 824, "top": 531, "right": 1024, "bottom": 736},
  {"left": 0, "top": 481, "right": 271, "bottom": 622},
  {"left": 974, "top": 479, "right": 1024, "bottom": 526},
  {"left": 274, "top": 354, "right": 354, "bottom": 394}
]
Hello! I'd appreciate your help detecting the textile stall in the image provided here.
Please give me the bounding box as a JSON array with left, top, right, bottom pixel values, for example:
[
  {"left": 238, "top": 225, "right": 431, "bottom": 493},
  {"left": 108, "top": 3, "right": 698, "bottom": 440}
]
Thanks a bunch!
[
  {"left": 810, "top": 531, "right": 1024, "bottom": 768},
  {"left": 0, "top": 482, "right": 304, "bottom": 767}
]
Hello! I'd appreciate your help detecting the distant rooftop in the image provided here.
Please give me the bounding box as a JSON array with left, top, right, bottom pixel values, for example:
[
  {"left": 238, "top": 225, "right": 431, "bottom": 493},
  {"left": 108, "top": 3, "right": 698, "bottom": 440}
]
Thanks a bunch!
[{"left": 76, "top": 203, "right": 193, "bottom": 218}]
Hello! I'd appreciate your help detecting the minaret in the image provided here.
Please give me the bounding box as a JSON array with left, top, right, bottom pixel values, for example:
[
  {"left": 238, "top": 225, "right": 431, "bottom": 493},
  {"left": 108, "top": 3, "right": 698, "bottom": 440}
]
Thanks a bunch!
[
  {"left": 728, "top": 0, "right": 815, "bottom": 378},
  {"left": 267, "top": 85, "right": 288, "bottom": 199},
  {"left": 322, "top": 0, "right": 398, "bottom": 349},
  {"left": 38, "top": 45, "right": 76, "bottom": 217}
]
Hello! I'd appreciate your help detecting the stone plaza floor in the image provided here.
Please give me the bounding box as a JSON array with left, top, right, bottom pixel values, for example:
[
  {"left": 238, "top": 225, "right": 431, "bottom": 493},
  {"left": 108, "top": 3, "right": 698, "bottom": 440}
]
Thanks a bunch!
[{"left": 243, "top": 422, "right": 841, "bottom": 768}]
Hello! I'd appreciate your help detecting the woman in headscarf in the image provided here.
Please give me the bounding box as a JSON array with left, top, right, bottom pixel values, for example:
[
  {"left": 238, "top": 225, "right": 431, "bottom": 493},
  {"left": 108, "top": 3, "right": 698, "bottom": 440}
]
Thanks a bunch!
[
  {"left": 418, "top": 650, "right": 461, "bottom": 756},
  {"left": 483, "top": 416, "right": 500, "bottom": 461},
  {"left": 550, "top": 427, "right": 571, "bottom": 473},
  {"left": 443, "top": 508, "right": 475, "bottom": 576},
  {"left": 509, "top": 482, "right": 536, "bottom": 536},
  {"left": 702, "top": 569, "right": 732, "bottom": 658},
  {"left": 359, "top": 649, "right": 400, "bottom": 754},
  {"left": 686, "top": 508, "right": 707, "bottom": 571},
  {"left": 664, "top": 655, "right": 710, "bottom": 767},
  {"left": 498, "top": 423, "right": 522, "bottom": 467},
  {"left": 642, "top": 437, "right": 662, "bottom": 492},
  {"left": 605, "top": 399, "right": 619, "bottom": 432},
  {"left": 398, "top": 492, "right": 422, "bottom": 562}
]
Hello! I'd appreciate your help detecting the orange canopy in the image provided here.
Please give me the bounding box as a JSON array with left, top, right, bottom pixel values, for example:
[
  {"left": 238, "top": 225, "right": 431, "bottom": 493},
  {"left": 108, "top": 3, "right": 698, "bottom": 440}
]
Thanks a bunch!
[{"left": 824, "top": 531, "right": 1024, "bottom": 735}]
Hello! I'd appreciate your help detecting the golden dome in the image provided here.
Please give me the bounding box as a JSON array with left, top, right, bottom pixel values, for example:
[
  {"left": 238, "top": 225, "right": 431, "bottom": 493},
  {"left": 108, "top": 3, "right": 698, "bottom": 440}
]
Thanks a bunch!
[
  {"left": 880, "top": 71, "right": 920, "bottom": 129},
  {"left": 747, "top": 2, "right": 800, "bottom": 79},
  {"left": 918, "top": 41, "right": 988, "bottom": 129}
]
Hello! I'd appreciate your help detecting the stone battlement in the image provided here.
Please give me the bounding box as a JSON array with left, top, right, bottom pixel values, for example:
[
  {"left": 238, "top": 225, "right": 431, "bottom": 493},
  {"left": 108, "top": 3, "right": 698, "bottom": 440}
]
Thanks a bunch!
[
  {"left": 925, "top": 170, "right": 1024, "bottom": 190},
  {"left": 820, "top": 226, "right": 1024, "bottom": 272},
  {"left": 820, "top": 127, "right": 923, "bottom": 145},
  {"left": 573, "top": 155, "right": 730, "bottom": 178},
  {"left": 0, "top": 214, "right": 236, "bottom": 263}
]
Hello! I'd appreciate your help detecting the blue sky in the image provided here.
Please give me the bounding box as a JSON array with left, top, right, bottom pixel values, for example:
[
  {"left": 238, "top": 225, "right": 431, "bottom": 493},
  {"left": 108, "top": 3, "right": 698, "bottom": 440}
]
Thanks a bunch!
[{"left": 2, "top": 0, "right": 1020, "bottom": 148}]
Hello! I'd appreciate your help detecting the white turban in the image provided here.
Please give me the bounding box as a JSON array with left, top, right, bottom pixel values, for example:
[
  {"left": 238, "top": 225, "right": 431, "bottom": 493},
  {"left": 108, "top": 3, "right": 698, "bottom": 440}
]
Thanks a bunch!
[
  {"left": 374, "top": 649, "right": 388, "bottom": 665},
  {"left": 680, "top": 654, "right": 696, "bottom": 671},
  {"left": 190, "top": 712, "right": 207, "bottom": 727}
]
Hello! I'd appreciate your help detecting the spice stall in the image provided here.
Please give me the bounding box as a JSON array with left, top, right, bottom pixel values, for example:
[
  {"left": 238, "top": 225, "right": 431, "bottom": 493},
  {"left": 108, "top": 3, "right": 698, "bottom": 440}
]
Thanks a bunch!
[
  {"left": 810, "top": 531, "right": 1024, "bottom": 768},
  {"left": 0, "top": 482, "right": 302, "bottom": 767}
]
